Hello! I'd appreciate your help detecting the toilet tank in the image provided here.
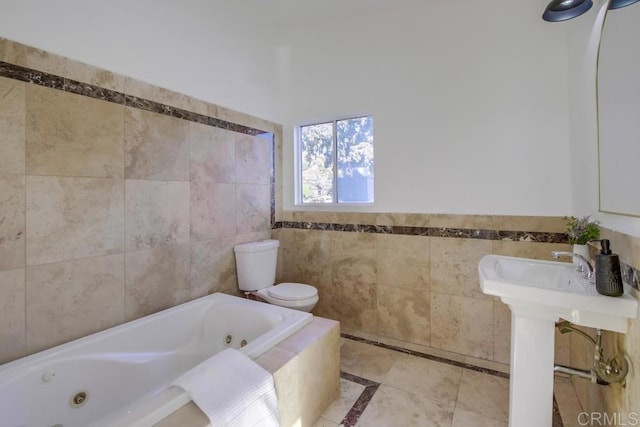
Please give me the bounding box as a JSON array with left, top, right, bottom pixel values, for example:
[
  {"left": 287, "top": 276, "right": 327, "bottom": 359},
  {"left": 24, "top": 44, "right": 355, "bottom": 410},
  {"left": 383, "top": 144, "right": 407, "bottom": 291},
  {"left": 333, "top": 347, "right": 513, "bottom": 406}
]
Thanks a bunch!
[{"left": 234, "top": 239, "right": 279, "bottom": 291}]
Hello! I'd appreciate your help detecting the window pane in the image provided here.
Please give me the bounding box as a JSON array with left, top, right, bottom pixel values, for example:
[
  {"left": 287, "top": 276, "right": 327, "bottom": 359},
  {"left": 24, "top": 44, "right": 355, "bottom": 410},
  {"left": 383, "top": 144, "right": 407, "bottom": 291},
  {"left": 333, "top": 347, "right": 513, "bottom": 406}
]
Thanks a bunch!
[
  {"left": 300, "top": 122, "right": 334, "bottom": 203},
  {"left": 336, "top": 116, "right": 374, "bottom": 203}
]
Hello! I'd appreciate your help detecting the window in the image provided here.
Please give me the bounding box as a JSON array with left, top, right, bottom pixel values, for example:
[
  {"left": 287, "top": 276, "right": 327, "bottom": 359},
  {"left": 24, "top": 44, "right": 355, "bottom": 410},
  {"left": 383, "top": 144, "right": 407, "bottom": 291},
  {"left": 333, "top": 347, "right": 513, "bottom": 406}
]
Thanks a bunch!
[{"left": 298, "top": 115, "right": 374, "bottom": 204}]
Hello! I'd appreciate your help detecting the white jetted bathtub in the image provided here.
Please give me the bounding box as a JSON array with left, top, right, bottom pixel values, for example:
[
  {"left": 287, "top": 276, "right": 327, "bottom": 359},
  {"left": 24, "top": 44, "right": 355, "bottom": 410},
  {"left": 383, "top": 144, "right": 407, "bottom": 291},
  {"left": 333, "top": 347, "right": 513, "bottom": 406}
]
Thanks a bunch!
[{"left": 0, "top": 293, "right": 312, "bottom": 427}]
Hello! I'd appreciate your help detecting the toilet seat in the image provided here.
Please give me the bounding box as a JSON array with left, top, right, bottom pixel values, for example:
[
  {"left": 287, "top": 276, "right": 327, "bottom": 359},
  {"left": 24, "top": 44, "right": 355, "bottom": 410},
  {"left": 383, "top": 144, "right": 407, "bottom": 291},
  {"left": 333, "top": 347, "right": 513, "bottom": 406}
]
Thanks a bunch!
[
  {"left": 253, "top": 283, "right": 319, "bottom": 312},
  {"left": 268, "top": 283, "right": 318, "bottom": 301}
]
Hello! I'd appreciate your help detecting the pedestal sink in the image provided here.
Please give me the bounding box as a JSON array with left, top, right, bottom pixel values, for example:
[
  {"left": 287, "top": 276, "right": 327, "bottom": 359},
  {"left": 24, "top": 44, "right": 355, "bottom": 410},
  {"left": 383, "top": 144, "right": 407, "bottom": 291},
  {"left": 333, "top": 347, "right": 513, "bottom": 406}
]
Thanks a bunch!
[{"left": 478, "top": 255, "right": 637, "bottom": 427}]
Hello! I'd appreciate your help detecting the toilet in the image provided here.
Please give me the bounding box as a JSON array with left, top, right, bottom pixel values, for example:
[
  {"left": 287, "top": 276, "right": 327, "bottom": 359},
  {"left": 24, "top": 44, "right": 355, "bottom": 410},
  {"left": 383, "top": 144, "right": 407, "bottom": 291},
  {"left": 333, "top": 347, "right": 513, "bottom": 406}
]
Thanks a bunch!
[{"left": 234, "top": 239, "right": 319, "bottom": 312}]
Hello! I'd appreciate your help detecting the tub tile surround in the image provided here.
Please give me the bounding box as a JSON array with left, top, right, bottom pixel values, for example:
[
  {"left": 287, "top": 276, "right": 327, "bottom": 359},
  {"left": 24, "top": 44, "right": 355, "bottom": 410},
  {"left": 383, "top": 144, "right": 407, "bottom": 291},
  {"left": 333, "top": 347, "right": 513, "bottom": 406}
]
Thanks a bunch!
[
  {"left": 26, "top": 84, "right": 125, "bottom": 178},
  {"left": 124, "top": 107, "right": 191, "bottom": 181},
  {"left": 0, "top": 38, "right": 281, "bottom": 364},
  {"left": 155, "top": 317, "right": 340, "bottom": 427},
  {"left": 0, "top": 174, "right": 25, "bottom": 271},
  {"left": 26, "top": 254, "right": 126, "bottom": 353},
  {"left": 26, "top": 176, "right": 125, "bottom": 265},
  {"left": 0, "top": 269, "right": 26, "bottom": 363}
]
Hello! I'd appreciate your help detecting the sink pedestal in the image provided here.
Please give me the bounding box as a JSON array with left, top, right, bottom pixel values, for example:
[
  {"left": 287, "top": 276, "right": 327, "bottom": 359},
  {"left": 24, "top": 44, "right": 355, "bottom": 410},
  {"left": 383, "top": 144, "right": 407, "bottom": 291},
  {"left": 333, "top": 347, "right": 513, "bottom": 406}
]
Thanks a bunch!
[
  {"left": 507, "top": 303, "right": 558, "bottom": 427},
  {"left": 479, "top": 255, "right": 638, "bottom": 427}
]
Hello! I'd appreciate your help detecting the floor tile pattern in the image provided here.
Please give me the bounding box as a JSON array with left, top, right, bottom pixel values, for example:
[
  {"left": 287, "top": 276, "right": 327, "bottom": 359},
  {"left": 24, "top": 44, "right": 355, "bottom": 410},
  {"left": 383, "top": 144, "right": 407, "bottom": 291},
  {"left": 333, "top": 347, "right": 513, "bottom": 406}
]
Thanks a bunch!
[{"left": 325, "top": 335, "right": 569, "bottom": 427}]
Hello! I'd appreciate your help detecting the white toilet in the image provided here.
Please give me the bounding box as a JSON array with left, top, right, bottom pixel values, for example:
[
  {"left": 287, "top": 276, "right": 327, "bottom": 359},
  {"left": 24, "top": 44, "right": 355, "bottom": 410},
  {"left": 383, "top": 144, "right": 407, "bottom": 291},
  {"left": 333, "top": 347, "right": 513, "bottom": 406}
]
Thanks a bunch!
[{"left": 234, "top": 239, "right": 319, "bottom": 312}]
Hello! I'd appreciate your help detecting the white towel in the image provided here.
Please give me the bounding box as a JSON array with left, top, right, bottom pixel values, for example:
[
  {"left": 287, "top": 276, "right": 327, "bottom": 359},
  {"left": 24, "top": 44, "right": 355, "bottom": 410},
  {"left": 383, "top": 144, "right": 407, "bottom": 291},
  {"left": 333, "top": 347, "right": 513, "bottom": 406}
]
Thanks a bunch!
[{"left": 172, "top": 348, "right": 280, "bottom": 427}]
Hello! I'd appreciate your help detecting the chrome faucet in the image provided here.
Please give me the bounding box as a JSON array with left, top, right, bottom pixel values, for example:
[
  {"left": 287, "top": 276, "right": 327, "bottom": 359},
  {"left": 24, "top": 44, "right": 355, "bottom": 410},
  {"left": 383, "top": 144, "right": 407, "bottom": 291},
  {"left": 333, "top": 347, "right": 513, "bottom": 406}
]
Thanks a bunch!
[{"left": 551, "top": 251, "right": 594, "bottom": 281}]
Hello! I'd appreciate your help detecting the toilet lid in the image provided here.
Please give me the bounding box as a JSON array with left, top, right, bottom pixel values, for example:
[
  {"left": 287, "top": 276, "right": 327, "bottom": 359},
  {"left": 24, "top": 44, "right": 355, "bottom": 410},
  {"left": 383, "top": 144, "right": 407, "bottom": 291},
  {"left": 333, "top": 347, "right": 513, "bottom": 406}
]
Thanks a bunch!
[{"left": 268, "top": 283, "right": 317, "bottom": 301}]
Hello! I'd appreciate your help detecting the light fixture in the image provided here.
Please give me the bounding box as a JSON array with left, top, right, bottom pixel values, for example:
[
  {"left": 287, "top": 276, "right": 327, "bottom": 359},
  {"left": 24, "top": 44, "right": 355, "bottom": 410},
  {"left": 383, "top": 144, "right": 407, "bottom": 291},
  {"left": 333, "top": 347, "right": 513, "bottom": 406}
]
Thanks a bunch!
[
  {"left": 609, "top": 0, "right": 640, "bottom": 9},
  {"left": 542, "top": 0, "right": 593, "bottom": 22}
]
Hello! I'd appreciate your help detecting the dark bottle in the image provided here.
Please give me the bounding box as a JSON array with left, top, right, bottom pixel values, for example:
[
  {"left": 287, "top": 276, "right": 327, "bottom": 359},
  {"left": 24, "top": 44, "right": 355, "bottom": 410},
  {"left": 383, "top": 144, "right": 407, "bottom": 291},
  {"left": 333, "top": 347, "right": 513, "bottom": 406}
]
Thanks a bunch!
[{"left": 595, "top": 239, "right": 624, "bottom": 297}]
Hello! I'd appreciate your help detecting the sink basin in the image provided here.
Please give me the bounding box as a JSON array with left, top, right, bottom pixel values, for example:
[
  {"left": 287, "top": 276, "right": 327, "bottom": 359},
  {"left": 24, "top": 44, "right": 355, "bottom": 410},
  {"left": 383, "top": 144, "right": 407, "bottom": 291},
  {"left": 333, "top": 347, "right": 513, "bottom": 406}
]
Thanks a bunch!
[{"left": 479, "top": 254, "right": 637, "bottom": 333}]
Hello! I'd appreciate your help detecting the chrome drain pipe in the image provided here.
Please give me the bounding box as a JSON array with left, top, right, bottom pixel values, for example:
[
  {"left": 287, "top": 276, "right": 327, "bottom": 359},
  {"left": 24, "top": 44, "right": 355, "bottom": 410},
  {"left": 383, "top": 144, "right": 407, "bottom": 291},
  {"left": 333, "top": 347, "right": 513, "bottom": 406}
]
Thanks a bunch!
[
  {"left": 554, "top": 364, "right": 594, "bottom": 381},
  {"left": 555, "top": 321, "right": 628, "bottom": 385}
]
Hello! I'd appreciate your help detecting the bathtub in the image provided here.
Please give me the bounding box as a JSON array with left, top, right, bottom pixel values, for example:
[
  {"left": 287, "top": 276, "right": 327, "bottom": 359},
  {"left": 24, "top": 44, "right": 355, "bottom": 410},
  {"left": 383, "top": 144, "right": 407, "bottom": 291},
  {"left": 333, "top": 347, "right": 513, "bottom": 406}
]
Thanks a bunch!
[{"left": 0, "top": 293, "right": 312, "bottom": 427}]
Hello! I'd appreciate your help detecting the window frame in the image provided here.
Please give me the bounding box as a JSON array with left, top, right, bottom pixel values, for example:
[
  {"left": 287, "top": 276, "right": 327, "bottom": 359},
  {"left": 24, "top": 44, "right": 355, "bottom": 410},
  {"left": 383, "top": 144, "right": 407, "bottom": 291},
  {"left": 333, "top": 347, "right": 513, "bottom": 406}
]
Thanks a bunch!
[{"left": 295, "top": 115, "right": 374, "bottom": 206}]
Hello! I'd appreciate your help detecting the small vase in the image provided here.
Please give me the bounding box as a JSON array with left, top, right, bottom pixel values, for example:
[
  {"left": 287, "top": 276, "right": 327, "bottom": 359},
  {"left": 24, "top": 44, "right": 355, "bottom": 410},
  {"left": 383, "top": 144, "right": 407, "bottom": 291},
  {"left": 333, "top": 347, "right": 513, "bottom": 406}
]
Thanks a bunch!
[{"left": 572, "top": 243, "right": 590, "bottom": 265}]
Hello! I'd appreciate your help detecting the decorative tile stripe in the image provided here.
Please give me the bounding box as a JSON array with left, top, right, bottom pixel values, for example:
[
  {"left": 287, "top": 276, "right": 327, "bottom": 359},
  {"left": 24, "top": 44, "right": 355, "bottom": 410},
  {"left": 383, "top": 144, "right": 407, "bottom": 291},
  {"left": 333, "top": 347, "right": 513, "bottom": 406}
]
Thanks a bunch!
[
  {"left": 339, "top": 371, "right": 380, "bottom": 427},
  {"left": 342, "top": 333, "right": 509, "bottom": 379},
  {"left": 0, "top": 61, "right": 267, "bottom": 136},
  {"left": 274, "top": 220, "right": 639, "bottom": 289},
  {"left": 274, "top": 221, "right": 393, "bottom": 234},
  {"left": 124, "top": 94, "right": 266, "bottom": 136},
  {"left": 0, "top": 61, "right": 64, "bottom": 90},
  {"left": 274, "top": 221, "right": 568, "bottom": 243}
]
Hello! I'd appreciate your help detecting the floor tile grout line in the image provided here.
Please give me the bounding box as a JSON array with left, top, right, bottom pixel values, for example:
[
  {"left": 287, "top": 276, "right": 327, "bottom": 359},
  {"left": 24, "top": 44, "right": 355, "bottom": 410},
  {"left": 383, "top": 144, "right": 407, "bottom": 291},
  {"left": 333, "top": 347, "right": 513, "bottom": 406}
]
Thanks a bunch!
[{"left": 342, "top": 333, "right": 510, "bottom": 379}]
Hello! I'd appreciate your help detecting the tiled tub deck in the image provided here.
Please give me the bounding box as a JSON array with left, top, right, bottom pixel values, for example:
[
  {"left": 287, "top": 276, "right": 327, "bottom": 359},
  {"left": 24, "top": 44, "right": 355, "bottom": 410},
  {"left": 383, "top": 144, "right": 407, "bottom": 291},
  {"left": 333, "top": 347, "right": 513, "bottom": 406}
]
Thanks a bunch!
[{"left": 156, "top": 317, "right": 340, "bottom": 426}]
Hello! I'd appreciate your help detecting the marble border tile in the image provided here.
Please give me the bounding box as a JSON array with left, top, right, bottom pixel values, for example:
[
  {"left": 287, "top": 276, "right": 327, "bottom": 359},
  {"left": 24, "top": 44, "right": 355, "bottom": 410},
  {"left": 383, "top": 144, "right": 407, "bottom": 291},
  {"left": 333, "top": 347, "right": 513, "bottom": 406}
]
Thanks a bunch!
[
  {"left": 339, "top": 371, "right": 380, "bottom": 427},
  {"left": 273, "top": 221, "right": 568, "bottom": 244},
  {"left": 0, "top": 61, "right": 269, "bottom": 137}
]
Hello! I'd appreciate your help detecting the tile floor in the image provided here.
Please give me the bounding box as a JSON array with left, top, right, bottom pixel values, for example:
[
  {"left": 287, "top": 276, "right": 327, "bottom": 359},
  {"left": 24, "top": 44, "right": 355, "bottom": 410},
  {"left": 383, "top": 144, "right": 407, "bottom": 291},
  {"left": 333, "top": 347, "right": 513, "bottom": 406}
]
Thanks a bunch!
[{"left": 313, "top": 334, "right": 583, "bottom": 427}]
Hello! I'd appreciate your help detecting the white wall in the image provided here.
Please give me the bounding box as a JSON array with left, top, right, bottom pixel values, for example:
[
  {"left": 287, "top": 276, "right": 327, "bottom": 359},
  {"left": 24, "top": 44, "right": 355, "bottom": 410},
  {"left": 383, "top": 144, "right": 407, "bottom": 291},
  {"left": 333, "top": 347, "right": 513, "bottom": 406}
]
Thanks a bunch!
[
  {"left": 0, "top": 0, "right": 279, "bottom": 122},
  {"left": 278, "top": 0, "right": 574, "bottom": 215}
]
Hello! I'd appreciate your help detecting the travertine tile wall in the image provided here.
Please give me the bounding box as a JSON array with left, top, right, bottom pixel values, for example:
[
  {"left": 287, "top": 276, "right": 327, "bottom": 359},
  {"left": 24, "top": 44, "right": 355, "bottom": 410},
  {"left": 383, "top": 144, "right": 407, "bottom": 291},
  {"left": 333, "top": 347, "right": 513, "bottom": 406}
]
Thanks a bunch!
[
  {"left": 569, "top": 228, "right": 640, "bottom": 423},
  {"left": 0, "top": 39, "right": 279, "bottom": 364},
  {"left": 273, "top": 212, "right": 573, "bottom": 365}
]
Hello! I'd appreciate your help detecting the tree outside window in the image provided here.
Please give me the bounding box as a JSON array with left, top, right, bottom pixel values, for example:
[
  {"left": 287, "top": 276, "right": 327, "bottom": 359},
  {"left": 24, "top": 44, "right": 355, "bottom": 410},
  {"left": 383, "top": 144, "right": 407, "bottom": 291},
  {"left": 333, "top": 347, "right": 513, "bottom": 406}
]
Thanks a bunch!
[{"left": 299, "top": 116, "right": 373, "bottom": 204}]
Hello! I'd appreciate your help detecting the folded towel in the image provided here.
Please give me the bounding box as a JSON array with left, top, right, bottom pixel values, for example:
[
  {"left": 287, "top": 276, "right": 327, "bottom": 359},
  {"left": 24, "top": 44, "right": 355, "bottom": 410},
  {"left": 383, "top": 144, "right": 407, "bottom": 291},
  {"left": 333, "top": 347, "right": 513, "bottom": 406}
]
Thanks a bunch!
[{"left": 172, "top": 348, "right": 280, "bottom": 427}]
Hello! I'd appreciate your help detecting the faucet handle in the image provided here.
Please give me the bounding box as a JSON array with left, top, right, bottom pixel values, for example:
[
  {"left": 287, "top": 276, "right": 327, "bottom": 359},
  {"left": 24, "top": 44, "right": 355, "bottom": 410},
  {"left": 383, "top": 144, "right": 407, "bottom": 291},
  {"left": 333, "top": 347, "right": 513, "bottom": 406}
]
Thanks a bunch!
[{"left": 551, "top": 251, "right": 594, "bottom": 281}]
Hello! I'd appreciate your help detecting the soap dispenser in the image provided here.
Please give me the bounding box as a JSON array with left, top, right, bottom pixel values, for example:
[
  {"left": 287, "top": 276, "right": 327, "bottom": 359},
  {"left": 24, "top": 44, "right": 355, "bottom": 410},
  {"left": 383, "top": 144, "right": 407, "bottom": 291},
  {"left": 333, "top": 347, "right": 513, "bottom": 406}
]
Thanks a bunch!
[{"left": 595, "top": 239, "right": 624, "bottom": 297}]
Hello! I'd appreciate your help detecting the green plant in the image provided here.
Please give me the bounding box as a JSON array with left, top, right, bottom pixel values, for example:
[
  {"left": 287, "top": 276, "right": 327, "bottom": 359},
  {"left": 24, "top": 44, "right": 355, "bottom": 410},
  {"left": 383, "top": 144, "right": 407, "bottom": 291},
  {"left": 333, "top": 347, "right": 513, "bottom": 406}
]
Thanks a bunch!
[{"left": 565, "top": 216, "right": 600, "bottom": 245}]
